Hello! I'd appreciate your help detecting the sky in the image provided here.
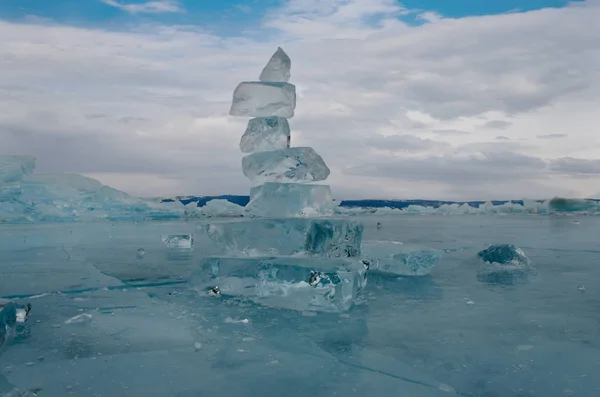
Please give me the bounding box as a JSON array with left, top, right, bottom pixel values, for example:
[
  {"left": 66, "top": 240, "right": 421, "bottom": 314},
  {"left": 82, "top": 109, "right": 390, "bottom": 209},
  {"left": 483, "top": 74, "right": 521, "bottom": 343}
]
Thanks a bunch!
[{"left": 0, "top": 0, "right": 599, "bottom": 201}]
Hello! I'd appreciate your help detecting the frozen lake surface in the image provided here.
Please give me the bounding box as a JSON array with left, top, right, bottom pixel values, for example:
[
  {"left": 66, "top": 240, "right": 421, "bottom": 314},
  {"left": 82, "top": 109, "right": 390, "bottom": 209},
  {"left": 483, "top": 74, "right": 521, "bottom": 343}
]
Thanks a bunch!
[{"left": 1, "top": 215, "right": 599, "bottom": 396}]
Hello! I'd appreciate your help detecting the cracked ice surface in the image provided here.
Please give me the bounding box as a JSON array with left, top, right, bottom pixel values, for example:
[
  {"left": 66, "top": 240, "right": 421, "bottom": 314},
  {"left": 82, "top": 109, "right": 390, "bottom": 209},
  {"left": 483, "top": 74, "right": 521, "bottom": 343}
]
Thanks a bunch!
[{"left": 2, "top": 213, "right": 600, "bottom": 397}]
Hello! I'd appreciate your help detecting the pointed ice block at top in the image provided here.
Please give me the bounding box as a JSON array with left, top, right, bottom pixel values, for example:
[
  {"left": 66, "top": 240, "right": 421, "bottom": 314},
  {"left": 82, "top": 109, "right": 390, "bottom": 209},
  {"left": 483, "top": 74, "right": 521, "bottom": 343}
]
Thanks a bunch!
[
  {"left": 230, "top": 82, "right": 296, "bottom": 118},
  {"left": 259, "top": 47, "right": 291, "bottom": 83},
  {"left": 242, "top": 147, "right": 330, "bottom": 184},
  {"left": 240, "top": 116, "right": 291, "bottom": 153}
]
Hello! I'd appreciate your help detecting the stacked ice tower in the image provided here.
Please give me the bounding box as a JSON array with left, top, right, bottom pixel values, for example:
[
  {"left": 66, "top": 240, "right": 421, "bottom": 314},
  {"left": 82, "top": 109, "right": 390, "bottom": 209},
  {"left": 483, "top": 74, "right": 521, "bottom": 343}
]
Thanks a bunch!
[
  {"left": 190, "top": 48, "right": 367, "bottom": 313},
  {"left": 231, "top": 47, "right": 333, "bottom": 217}
]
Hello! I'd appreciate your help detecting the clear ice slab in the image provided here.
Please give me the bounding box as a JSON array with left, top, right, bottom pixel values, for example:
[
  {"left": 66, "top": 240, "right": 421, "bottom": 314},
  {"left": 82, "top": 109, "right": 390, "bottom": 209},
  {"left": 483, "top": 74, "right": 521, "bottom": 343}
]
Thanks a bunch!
[
  {"left": 362, "top": 241, "right": 442, "bottom": 276},
  {"left": 240, "top": 116, "right": 291, "bottom": 153},
  {"left": 230, "top": 82, "right": 296, "bottom": 118},
  {"left": 189, "top": 256, "right": 367, "bottom": 312},
  {"left": 242, "top": 147, "right": 330, "bottom": 184},
  {"left": 247, "top": 183, "right": 334, "bottom": 217},
  {"left": 259, "top": 47, "right": 291, "bottom": 83},
  {"left": 476, "top": 244, "right": 536, "bottom": 284},
  {"left": 205, "top": 218, "right": 362, "bottom": 257}
]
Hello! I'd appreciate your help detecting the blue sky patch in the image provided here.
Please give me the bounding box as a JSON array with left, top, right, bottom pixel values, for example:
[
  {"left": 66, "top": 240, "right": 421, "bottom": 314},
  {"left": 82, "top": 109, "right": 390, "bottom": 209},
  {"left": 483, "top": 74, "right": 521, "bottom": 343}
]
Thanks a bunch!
[{"left": 0, "top": 0, "right": 586, "bottom": 33}]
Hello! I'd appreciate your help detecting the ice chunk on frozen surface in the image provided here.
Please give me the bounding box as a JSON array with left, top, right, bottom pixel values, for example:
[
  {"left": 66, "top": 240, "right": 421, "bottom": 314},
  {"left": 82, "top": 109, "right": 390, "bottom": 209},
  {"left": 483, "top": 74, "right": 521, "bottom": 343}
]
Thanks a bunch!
[
  {"left": 259, "top": 47, "right": 291, "bottom": 83},
  {"left": 190, "top": 256, "right": 367, "bottom": 312},
  {"left": 362, "top": 241, "right": 442, "bottom": 276},
  {"left": 240, "top": 116, "right": 291, "bottom": 153},
  {"left": 476, "top": 244, "right": 535, "bottom": 284},
  {"left": 0, "top": 156, "right": 35, "bottom": 183},
  {"left": 200, "top": 199, "right": 245, "bottom": 218},
  {"left": 230, "top": 82, "right": 296, "bottom": 118},
  {"left": 206, "top": 218, "right": 362, "bottom": 257},
  {"left": 0, "top": 300, "right": 16, "bottom": 355},
  {"left": 242, "top": 147, "right": 330, "bottom": 184},
  {"left": 247, "top": 183, "right": 334, "bottom": 217}
]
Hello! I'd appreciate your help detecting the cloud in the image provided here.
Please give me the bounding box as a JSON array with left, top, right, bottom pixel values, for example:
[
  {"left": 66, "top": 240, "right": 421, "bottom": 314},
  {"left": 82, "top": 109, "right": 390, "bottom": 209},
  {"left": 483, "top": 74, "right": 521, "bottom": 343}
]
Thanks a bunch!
[
  {"left": 98, "top": 0, "right": 183, "bottom": 14},
  {"left": 549, "top": 157, "right": 600, "bottom": 175},
  {"left": 432, "top": 129, "right": 471, "bottom": 135},
  {"left": 364, "top": 134, "right": 450, "bottom": 152},
  {"left": 483, "top": 120, "right": 512, "bottom": 129},
  {"left": 537, "top": 133, "right": 567, "bottom": 139},
  {"left": 1, "top": 0, "right": 600, "bottom": 199},
  {"left": 347, "top": 149, "right": 547, "bottom": 183}
]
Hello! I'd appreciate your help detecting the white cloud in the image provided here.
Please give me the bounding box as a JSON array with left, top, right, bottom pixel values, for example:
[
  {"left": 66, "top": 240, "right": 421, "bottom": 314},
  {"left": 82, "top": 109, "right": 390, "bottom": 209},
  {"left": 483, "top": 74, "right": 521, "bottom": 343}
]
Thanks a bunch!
[
  {"left": 1, "top": 0, "right": 600, "bottom": 200},
  {"left": 99, "top": 0, "right": 183, "bottom": 14}
]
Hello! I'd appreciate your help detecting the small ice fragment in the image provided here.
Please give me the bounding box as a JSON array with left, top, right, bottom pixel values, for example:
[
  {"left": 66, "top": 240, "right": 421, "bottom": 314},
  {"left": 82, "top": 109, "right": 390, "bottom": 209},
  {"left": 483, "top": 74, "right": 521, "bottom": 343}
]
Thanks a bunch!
[
  {"left": 16, "top": 304, "right": 31, "bottom": 324},
  {"left": 516, "top": 344, "right": 534, "bottom": 351},
  {"left": 194, "top": 342, "right": 202, "bottom": 351},
  {"left": 224, "top": 317, "right": 250, "bottom": 324},
  {"left": 259, "top": 47, "right": 291, "bottom": 83},
  {"left": 438, "top": 383, "right": 456, "bottom": 393},
  {"left": 577, "top": 285, "right": 585, "bottom": 292},
  {"left": 64, "top": 313, "right": 92, "bottom": 325},
  {"left": 476, "top": 244, "right": 535, "bottom": 284},
  {"left": 161, "top": 234, "right": 193, "bottom": 249},
  {"left": 301, "top": 311, "right": 317, "bottom": 317},
  {"left": 466, "top": 300, "right": 475, "bottom": 305},
  {"left": 308, "top": 271, "right": 322, "bottom": 287}
]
